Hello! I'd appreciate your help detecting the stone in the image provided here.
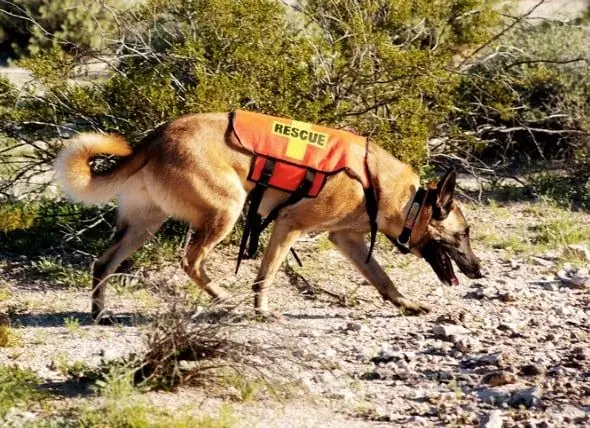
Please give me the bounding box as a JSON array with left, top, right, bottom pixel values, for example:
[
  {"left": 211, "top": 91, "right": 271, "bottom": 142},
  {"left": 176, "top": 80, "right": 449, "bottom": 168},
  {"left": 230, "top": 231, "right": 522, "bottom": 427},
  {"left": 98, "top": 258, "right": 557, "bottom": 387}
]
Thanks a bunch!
[
  {"left": 464, "top": 353, "right": 503, "bottom": 368},
  {"left": 531, "top": 256, "right": 554, "bottom": 267},
  {"left": 481, "top": 371, "right": 517, "bottom": 387},
  {"left": 479, "top": 410, "right": 503, "bottom": 428},
  {"left": 519, "top": 364, "right": 544, "bottom": 376},
  {"left": 497, "top": 323, "right": 520, "bottom": 335},
  {"left": 345, "top": 321, "right": 363, "bottom": 332},
  {"left": 432, "top": 324, "right": 470, "bottom": 339},
  {"left": 478, "top": 387, "right": 510, "bottom": 405},
  {"left": 509, "top": 387, "right": 541, "bottom": 409},
  {"left": 560, "top": 404, "right": 587, "bottom": 422},
  {"left": 565, "top": 244, "right": 590, "bottom": 262},
  {"left": 569, "top": 275, "right": 590, "bottom": 289}
]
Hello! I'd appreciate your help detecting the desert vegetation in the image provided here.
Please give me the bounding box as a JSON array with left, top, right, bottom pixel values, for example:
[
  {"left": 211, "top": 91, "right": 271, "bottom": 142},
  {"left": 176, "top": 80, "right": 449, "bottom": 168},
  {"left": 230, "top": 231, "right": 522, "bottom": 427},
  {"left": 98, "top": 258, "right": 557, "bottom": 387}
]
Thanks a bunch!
[{"left": 0, "top": 0, "right": 589, "bottom": 426}]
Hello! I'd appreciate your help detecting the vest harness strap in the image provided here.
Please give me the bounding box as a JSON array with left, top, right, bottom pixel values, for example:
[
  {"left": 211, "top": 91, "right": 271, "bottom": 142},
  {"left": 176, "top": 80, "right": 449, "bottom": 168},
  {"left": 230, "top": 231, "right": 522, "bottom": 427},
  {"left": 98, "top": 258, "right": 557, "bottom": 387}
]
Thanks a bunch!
[
  {"left": 394, "top": 188, "right": 428, "bottom": 254},
  {"left": 231, "top": 110, "right": 379, "bottom": 273},
  {"left": 236, "top": 158, "right": 275, "bottom": 274}
]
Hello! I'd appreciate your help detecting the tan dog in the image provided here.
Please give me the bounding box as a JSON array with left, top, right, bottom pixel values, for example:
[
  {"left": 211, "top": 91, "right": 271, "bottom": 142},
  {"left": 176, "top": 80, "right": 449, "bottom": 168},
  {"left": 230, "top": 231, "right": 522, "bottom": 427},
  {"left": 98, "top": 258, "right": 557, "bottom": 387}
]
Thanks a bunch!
[{"left": 54, "top": 112, "right": 483, "bottom": 323}]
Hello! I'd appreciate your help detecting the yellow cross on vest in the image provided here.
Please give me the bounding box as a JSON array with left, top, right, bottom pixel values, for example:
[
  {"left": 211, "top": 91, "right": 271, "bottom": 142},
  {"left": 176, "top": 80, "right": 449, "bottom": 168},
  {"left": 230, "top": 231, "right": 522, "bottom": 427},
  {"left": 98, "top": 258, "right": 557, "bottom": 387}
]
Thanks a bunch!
[{"left": 272, "top": 120, "right": 328, "bottom": 161}]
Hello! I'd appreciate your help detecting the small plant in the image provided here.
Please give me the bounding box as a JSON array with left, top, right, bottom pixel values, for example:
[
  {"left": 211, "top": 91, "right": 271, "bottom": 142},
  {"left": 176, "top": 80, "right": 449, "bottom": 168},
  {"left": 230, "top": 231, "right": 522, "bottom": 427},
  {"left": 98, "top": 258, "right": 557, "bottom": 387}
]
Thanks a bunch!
[
  {"left": 0, "top": 324, "right": 22, "bottom": 348},
  {"left": 0, "top": 365, "right": 45, "bottom": 417},
  {"left": 29, "top": 257, "right": 91, "bottom": 288},
  {"left": 64, "top": 316, "right": 80, "bottom": 331},
  {"left": 0, "top": 287, "right": 11, "bottom": 304},
  {"left": 531, "top": 219, "right": 590, "bottom": 247}
]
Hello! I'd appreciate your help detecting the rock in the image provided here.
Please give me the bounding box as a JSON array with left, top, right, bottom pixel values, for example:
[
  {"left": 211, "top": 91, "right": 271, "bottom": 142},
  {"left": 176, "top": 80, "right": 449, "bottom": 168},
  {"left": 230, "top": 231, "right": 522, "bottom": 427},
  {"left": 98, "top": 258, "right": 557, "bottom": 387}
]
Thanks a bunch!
[
  {"left": 432, "top": 324, "right": 470, "bottom": 339},
  {"left": 454, "top": 337, "right": 479, "bottom": 354},
  {"left": 509, "top": 387, "right": 541, "bottom": 409},
  {"left": 478, "top": 387, "right": 510, "bottom": 405},
  {"left": 497, "top": 323, "right": 520, "bottom": 335},
  {"left": 531, "top": 256, "right": 554, "bottom": 267},
  {"left": 481, "top": 371, "right": 517, "bottom": 387},
  {"left": 569, "top": 275, "right": 590, "bottom": 289},
  {"left": 571, "top": 346, "right": 589, "bottom": 360},
  {"left": 565, "top": 244, "right": 590, "bottom": 262},
  {"left": 345, "top": 321, "right": 363, "bottom": 332},
  {"left": 498, "top": 292, "right": 516, "bottom": 302},
  {"left": 560, "top": 404, "right": 587, "bottom": 422},
  {"left": 463, "top": 353, "right": 503, "bottom": 368},
  {"left": 406, "top": 416, "right": 429, "bottom": 426},
  {"left": 541, "top": 250, "right": 561, "bottom": 261},
  {"left": 479, "top": 410, "right": 503, "bottom": 428},
  {"left": 519, "top": 364, "right": 544, "bottom": 376}
]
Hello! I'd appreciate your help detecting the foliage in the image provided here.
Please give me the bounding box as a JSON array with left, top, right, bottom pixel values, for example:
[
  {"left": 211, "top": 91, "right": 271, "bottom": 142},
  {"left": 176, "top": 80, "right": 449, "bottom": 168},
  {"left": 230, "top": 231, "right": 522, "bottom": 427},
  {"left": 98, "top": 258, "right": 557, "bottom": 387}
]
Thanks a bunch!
[
  {"left": 1, "top": 0, "right": 501, "bottom": 167},
  {"left": 0, "top": 0, "right": 124, "bottom": 61},
  {"left": 0, "top": 365, "right": 44, "bottom": 417}
]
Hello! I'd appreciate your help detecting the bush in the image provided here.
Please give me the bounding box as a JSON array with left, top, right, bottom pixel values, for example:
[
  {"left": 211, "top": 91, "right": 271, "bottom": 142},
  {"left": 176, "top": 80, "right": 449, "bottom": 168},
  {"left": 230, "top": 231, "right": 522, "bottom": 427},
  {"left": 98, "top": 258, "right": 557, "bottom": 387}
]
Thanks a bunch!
[
  {"left": 1, "top": 0, "right": 500, "bottom": 168},
  {"left": 0, "top": 0, "right": 124, "bottom": 61},
  {"left": 450, "top": 17, "right": 590, "bottom": 164}
]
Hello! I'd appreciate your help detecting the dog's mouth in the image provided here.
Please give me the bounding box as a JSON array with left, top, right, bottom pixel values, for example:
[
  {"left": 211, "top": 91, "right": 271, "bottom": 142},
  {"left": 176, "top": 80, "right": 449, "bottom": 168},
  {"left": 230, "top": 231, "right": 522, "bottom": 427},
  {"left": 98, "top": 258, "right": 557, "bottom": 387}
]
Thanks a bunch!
[{"left": 422, "top": 243, "right": 459, "bottom": 286}]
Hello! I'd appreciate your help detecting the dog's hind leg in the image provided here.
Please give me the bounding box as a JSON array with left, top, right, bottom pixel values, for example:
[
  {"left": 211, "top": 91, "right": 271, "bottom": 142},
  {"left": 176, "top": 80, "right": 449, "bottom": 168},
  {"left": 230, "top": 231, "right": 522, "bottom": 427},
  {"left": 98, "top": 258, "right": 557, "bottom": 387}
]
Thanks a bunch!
[
  {"left": 92, "top": 199, "right": 166, "bottom": 323},
  {"left": 253, "top": 220, "right": 302, "bottom": 314},
  {"left": 181, "top": 201, "right": 244, "bottom": 302},
  {"left": 328, "top": 230, "right": 430, "bottom": 315}
]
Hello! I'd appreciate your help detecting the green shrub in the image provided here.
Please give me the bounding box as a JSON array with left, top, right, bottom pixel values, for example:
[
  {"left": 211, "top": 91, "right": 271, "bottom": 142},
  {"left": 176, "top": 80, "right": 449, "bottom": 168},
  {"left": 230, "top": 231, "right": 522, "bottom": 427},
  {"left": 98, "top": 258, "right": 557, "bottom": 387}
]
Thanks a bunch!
[
  {"left": 0, "top": 365, "right": 44, "bottom": 417},
  {"left": 452, "top": 18, "right": 590, "bottom": 163},
  {"left": 0, "top": 0, "right": 125, "bottom": 61}
]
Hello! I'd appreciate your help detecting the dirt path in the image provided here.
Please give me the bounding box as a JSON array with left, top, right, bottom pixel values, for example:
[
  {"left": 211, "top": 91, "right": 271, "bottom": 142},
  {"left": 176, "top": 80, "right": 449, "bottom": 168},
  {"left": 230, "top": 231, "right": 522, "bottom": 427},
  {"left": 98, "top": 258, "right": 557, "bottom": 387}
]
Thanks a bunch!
[{"left": 1, "top": 199, "right": 589, "bottom": 427}]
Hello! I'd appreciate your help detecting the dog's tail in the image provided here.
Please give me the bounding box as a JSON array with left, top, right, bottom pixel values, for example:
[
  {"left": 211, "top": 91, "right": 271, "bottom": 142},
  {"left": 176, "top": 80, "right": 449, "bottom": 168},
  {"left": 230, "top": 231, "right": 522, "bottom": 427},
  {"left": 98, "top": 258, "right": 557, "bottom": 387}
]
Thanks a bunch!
[{"left": 54, "top": 133, "right": 146, "bottom": 204}]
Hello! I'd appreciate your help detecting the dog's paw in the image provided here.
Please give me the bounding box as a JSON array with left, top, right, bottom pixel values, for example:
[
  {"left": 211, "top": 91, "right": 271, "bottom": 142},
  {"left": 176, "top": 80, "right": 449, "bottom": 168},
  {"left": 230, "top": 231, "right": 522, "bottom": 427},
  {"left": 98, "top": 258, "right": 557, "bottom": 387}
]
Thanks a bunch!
[
  {"left": 394, "top": 298, "right": 430, "bottom": 316},
  {"left": 252, "top": 310, "right": 284, "bottom": 323}
]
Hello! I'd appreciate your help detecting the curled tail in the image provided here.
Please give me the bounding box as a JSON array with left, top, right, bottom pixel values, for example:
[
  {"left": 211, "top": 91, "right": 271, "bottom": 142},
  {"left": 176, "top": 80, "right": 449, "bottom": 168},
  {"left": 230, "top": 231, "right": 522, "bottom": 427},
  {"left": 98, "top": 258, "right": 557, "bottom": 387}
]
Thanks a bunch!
[{"left": 54, "top": 133, "right": 145, "bottom": 204}]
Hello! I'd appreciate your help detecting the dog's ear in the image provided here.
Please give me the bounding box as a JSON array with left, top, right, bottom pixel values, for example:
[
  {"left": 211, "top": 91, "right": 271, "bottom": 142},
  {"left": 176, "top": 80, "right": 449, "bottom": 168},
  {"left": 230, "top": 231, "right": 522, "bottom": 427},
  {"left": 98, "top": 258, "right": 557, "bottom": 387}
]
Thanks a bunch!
[{"left": 434, "top": 168, "right": 456, "bottom": 219}]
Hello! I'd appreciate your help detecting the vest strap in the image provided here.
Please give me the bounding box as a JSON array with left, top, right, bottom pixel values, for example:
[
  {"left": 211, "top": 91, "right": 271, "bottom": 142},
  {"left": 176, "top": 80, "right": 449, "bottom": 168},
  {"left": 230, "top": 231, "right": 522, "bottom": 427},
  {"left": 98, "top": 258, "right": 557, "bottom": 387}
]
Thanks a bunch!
[{"left": 236, "top": 157, "right": 275, "bottom": 273}]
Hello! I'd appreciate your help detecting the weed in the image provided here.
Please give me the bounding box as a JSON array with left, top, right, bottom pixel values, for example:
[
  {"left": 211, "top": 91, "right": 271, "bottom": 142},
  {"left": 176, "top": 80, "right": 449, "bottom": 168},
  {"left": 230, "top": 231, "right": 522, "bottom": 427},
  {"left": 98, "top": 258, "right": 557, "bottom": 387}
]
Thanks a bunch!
[
  {"left": 0, "top": 287, "right": 11, "bottom": 303},
  {"left": 531, "top": 218, "right": 590, "bottom": 247},
  {"left": 30, "top": 257, "right": 91, "bottom": 288},
  {"left": 0, "top": 365, "right": 45, "bottom": 417},
  {"left": 220, "top": 371, "right": 265, "bottom": 402},
  {"left": 0, "top": 325, "right": 22, "bottom": 348},
  {"left": 64, "top": 316, "right": 80, "bottom": 331},
  {"left": 76, "top": 364, "right": 236, "bottom": 427}
]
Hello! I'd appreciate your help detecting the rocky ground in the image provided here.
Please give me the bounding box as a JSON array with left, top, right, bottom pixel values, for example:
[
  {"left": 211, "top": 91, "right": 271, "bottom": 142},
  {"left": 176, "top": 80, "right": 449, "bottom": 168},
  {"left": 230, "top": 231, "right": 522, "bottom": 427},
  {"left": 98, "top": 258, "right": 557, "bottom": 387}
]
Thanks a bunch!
[{"left": 0, "top": 197, "right": 589, "bottom": 427}]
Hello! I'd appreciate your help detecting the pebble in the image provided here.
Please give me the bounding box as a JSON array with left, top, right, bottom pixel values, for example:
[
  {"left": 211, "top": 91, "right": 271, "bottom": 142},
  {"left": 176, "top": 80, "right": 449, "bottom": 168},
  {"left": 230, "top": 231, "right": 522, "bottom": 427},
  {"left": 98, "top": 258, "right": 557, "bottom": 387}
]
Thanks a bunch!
[
  {"left": 509, "top": 387, "right": 541, "bottom": 409},
  {"left": 432, "top": 324, "right": 470, "bottom": 339},
  {"left": 531, "top": 256, "right": 554, "bottom": 267},
  {"left": 565, "top": 244, "right": 590, "bottom": 261},
  {"left": 479, "top": 410, "right": 503, "bottom": 428},
  {"left": 345, "top": 321, "right": 363, "bottom": 332},
  {"left": 519, "top": 364, "right": 544, "bottom": 376},
  {"left": 481, "top": 371, "right": 517, "bottom": 387},
  {"left": 464, "top": 353, "right": 503, "bottom": 368}
]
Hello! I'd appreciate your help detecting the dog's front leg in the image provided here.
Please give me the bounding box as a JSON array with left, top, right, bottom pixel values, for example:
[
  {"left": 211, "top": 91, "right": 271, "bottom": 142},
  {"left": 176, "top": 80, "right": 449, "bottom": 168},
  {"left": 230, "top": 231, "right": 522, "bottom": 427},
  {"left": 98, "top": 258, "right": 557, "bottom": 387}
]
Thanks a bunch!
[
  {"left": 328, "top": 230, "right": 430, "bottom": 315},
  {"left": 253, "top": 221, "right": 302, "bottom": 314}
]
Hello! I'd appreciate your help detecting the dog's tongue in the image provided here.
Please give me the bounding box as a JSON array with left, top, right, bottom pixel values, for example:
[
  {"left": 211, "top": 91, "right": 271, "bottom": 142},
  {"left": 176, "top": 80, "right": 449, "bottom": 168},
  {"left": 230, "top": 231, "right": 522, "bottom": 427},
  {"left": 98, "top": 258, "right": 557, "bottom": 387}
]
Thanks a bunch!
[{"left": 451, "top": 276, "right": 459, "bottom": 286}]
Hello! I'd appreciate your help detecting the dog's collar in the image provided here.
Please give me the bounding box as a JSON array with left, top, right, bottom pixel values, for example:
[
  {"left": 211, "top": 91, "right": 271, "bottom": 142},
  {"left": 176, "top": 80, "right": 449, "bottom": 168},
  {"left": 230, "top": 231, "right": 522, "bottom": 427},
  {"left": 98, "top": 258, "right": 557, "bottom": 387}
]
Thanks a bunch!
[{"left": 395, "top": 188, "right": 428, "bottom": 253}]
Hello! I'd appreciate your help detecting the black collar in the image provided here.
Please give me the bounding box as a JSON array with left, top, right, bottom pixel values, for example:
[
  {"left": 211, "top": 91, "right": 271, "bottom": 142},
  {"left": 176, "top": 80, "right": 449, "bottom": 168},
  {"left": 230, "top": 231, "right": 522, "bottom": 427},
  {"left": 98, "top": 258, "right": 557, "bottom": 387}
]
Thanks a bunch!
[{"left": 394, "top": 188, "right": 428, "bottom": 254}]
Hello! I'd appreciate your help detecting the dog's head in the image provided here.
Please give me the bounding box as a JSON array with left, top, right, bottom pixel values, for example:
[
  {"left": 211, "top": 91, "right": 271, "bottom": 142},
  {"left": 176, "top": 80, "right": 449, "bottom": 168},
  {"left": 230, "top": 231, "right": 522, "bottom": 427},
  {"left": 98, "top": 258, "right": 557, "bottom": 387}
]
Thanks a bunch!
[{"left": 408, "top": 169, "right": 483, "bottom": 285}]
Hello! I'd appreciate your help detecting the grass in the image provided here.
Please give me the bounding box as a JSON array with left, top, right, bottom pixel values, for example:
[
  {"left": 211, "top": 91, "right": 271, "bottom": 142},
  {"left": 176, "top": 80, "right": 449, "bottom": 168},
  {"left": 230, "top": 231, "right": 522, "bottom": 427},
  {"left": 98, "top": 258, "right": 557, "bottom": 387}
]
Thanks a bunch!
[
  {"left": 64, "top": 316, "right": 80, "bottom": 331},
  {"left": 477, "top": 205, "right": 590, "bottom": 256},
  {"left": 531, "top": 218, "right": 590, "bottom": 246},
  {"left": 75, "top": 365, "right": 236, "bottom": 427},
  {"left": 29, "top": 257, "right": 92, "bottom": 288},
  {"left": 0, "top": 365, "right": 45, "bottom": 418},
  {"left": 0, "top": 324, "right": 22, "bottom": 348}
]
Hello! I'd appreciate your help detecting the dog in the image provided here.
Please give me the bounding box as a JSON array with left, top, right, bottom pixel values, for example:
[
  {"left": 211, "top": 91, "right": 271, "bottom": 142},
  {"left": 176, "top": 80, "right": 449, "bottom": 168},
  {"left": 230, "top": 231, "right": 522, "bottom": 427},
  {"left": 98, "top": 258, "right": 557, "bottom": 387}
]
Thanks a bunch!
[{"left": 54, "top": 112, "right": 483, "bottom": 323}]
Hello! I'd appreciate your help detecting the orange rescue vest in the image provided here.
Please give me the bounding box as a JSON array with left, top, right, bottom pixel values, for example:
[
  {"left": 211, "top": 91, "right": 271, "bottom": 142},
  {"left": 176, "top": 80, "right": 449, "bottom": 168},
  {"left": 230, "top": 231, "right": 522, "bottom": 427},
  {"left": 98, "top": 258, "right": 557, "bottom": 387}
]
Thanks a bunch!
[{"left": 229, "top": 110, "right": 378, "bottom": 272}]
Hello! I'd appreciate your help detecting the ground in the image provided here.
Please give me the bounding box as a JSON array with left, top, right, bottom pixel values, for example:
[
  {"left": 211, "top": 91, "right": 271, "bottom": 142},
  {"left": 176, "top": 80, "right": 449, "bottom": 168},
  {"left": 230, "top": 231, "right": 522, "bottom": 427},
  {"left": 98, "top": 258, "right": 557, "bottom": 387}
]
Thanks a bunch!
[{"left": 0, "top": 186, "right": 589, "bottom": 427}]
